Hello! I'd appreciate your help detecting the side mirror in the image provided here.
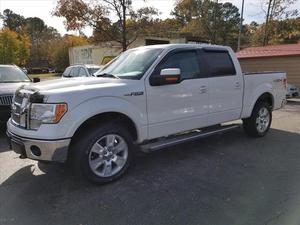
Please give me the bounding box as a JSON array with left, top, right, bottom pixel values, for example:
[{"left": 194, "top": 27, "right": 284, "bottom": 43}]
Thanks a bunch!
[
  {"left": 150, "top": 68, "right": 181, "bottom": 86},
  {"left": 33, "top": 77, "right": 40, "bottom": 83}
]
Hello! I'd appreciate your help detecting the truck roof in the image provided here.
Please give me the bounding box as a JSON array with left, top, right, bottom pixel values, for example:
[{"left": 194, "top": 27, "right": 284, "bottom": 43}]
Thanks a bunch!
[{"left": 132, "top": 43, "right": 230, "bottom": 51}]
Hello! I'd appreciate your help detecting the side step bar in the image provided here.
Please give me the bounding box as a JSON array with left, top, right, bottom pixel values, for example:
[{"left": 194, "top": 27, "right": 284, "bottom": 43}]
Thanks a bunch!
[{"left": 140, "top": 124, "right": 240, "bottom": 153}]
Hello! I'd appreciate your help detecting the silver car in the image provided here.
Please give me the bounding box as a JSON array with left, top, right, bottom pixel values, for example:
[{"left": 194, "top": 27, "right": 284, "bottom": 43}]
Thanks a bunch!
[
  {"left": 0, "top": 65, "right": 38, "bottom": 123},
  {"left": 62, "top": 64, "right": 103, "bottom": 78},
  {"left": 286, "top": 83, "right": 299, "bottom": 98}
]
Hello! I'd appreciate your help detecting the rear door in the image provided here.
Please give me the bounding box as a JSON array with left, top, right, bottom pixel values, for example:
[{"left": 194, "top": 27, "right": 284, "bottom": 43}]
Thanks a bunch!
[{"left": 201, "top": 49, "right": 244, "bottom": 125}]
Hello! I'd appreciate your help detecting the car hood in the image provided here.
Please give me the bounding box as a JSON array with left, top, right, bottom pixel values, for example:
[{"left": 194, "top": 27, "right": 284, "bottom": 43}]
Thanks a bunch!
[
  {"left": 24, "top": 77, "right": 139, "bottom": 94},
  {"left": 0, "top": 82, "right": 31, "bottom": 95}
]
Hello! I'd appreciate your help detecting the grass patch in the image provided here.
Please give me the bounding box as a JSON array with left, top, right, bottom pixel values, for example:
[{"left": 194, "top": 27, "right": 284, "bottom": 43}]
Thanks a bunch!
[{"left": 28, "top": 73, "right": 61, "bottom": 80}]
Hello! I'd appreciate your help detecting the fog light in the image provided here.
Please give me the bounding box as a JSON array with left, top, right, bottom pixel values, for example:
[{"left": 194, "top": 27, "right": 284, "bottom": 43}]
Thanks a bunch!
[{"left": 30, "top": 145, "right": 41, "bottom": 157}]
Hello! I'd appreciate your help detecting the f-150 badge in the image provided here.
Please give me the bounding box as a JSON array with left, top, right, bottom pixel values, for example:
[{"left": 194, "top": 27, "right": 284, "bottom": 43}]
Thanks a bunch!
[{"left": 124, "top": 91, "right": 144, "bottom": 96}]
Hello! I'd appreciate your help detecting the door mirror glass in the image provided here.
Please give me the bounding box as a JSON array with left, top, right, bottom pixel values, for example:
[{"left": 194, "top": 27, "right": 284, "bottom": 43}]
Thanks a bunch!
[{"left": 150, "top": 68, "right": 181, "bottom": 86}]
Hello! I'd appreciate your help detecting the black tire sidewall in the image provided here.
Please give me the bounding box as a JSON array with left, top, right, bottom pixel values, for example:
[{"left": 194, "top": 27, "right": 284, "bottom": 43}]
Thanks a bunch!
[
  {"left": 72, "top": 122, "right": 133, "bottom": 184},
  {"left": 244, "top": 102, "right": 272, "bottom": 137}
]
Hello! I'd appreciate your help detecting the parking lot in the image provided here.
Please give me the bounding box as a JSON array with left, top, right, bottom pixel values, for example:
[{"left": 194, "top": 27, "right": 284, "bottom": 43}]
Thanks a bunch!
[{"left": 0, "top": 101, "right": 300, "bottom": 225}]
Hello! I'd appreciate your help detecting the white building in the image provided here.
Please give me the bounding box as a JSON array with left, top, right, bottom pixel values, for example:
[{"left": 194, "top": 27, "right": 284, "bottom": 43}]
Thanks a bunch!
[{"left": 69, "top": 36, "right": 204, "bottom": 65}]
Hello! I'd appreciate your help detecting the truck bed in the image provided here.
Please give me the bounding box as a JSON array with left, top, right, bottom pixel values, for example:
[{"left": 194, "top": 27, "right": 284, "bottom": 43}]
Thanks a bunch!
[{"left": 241, "top": 71, "right": 286, "bottom": 118}]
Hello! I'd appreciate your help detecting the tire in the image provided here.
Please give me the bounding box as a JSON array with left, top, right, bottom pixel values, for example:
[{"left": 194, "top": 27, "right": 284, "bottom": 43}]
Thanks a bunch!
[
  {"left": 243, "top": 102, "right": 272, "bottom": 138},
  {"left": 71, "top": 122, "right": 134, "bottom": 184}
]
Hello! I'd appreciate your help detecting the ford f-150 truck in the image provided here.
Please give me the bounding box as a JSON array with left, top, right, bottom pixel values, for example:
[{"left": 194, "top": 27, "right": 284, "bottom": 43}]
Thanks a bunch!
[{"left": 7, "top": 44, "right": 287, "bottom": 183}]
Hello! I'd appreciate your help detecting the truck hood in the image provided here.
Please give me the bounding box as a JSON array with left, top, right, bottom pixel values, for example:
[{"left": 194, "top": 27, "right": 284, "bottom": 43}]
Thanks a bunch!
[
  {"left": 0, "top": 82, "right": 31, "bottom": 95},
  {"left": 28, "top": 77, "right": 136, "bottom": 94}
]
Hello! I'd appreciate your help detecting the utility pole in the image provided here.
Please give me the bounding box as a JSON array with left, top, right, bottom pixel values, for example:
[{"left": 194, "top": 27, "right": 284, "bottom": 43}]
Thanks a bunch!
[
  {"left": 213, "top": 0, "right": 219, "bottom": 44},
  {"left": 263, "top": 0, "right": 273, "bottom": 46},
  {"left": 237, "top": 0, "right": 245, "bottom": 51}
]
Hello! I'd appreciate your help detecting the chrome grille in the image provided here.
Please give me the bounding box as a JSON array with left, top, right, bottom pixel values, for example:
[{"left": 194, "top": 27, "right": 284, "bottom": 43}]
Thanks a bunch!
[
  {"left": 11, "top": 90, "right": 29, "bottom": 128},
  {"left": 0, "top": 95, "right": 13, "bottom": 105}
]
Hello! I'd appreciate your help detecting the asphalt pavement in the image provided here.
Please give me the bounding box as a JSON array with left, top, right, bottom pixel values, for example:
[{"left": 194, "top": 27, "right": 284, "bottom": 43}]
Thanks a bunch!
[{"left": 0, "top": 101, "right": 300, "bottom": 225}]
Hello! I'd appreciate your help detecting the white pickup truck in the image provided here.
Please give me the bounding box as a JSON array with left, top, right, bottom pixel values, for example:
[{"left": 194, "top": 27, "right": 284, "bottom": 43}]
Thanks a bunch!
[{"left": 7, "top": 44, "right": 287, "bottom": 183}]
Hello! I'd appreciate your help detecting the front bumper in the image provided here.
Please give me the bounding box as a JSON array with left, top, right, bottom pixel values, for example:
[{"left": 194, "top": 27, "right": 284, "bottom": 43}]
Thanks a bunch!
[{"left": 6, "top": 130, "right": 71, "bottom": 163}]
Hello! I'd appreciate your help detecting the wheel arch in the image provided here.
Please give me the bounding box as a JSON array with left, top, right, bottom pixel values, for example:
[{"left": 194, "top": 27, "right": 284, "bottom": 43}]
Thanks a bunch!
[
  {"left": 69, "top": 112, "right": 139, "bottom": 149},
  {"left": 254, "top": 92, "right": 274, "bottom": 109},
  {"left": 248, "top": 92, "right": 274, "bottom": 117}
]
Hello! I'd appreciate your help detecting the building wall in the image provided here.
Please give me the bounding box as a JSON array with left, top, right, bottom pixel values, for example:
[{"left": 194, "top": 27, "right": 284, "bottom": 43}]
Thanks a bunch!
[
  {"left": 69, "top": 45, "right": 122, "bottom": 65},
  {"left": 69, "top": 37, "right": 187, "bottom": 66},
  {"left": 239, "top": 56, "right": 300, "bottom": 89}
]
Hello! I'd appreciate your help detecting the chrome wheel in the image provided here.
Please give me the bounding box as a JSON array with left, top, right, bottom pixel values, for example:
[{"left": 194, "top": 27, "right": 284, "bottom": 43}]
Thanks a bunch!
[
  {"left": 256, "top": 107, "right": 270, "bottom": 133},
  {"left": 88, "top": 134, "right": 128, "bottom": 178}
]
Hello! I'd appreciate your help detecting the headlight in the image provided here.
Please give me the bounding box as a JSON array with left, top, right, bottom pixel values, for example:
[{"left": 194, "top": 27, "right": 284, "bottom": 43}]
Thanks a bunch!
[{"left": 29, "top": 103, "right": 67, "bottom": 130}]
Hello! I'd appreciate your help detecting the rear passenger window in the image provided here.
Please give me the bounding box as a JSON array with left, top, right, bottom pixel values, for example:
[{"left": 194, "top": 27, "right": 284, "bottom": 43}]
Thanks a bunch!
[
  {"left": 155, "top": 51, "right": 201, "bottom": 80},
  {"left": 71, "top": 67, "right": 80, "bottom": 77},
  {"left": 203, "top": 51, "right": 236, "bottom": 76}
]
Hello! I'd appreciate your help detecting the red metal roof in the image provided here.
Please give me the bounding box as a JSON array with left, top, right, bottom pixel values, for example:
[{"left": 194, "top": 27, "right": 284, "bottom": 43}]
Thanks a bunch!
[{"left": 236, "top": 43, "right": 300, "bottom": 59}]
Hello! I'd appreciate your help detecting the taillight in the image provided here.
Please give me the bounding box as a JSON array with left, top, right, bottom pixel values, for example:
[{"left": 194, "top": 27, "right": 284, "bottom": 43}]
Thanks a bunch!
[{"left": 283, "top": 78, "right": 287, "bottom": 89}]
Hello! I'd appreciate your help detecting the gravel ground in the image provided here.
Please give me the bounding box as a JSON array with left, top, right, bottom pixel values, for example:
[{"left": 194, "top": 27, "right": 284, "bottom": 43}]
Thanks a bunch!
[{"left": 0, "top": 101, "right": 300, "bottom": 225}]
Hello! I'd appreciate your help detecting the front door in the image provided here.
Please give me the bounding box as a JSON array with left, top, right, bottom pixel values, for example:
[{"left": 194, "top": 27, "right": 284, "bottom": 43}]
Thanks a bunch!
[{"left": 145, "top": 49, "right": 210, "bottom": 140}]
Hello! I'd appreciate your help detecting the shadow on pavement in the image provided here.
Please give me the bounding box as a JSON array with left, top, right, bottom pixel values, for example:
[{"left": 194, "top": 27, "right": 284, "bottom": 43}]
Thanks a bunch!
[{"left": 1, "top": 128, "right": 300, "bottom": 225}]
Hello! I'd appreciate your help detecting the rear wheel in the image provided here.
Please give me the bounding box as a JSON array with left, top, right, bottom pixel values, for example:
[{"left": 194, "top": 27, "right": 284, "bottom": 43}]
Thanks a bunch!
[
  {"left": 243, "top": 102, "right": 272, "bottom": 137},
  {"left": 71, "top": 122, "right": 133, "bottom": 184}
]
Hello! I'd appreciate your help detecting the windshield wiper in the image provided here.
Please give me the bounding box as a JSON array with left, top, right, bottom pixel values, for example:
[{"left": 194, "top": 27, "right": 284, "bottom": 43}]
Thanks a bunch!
[{"left": 97, "top": 73, "right": 120, "bottom": 79}]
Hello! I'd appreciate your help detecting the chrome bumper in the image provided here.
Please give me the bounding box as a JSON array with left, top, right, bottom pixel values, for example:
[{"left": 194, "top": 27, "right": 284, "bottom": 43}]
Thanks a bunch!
[{"left": 6, "top": 130, "right": 71, "bottom": 163}]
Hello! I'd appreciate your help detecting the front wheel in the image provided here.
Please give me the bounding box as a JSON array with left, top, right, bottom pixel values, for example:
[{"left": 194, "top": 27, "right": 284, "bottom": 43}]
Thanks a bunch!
[
  {"left": 243, "top": 102, "right": 272, "bottom": 137},
  {"left": 71, "top": 122, "right": 133, "bottom": 184}
]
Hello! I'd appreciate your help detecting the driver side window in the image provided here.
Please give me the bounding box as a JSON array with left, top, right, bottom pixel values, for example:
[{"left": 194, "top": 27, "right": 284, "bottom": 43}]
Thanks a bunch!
[{"left": 154, "top": 50, "right": 201, "bottom": 80}]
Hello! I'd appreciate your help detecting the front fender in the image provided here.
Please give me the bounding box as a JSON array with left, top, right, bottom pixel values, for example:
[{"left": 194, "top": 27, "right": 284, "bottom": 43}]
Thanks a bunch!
[{"left": 65, "top": 96, "right": 148, "bottom": 142}]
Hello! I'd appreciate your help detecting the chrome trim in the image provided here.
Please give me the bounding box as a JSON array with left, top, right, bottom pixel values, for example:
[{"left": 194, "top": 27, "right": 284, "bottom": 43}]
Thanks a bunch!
[
  {"left": 7, "top": 130, "right": 71, "bottom": 162},
  {"left": 141, "top": 125, "right": 240, "bottom": 152}
]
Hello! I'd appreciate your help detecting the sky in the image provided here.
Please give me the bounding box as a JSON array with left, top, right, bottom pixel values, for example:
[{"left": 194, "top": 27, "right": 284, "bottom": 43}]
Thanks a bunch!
[{"left": 0, "top": 0, "right": 299, "bottom": 36}]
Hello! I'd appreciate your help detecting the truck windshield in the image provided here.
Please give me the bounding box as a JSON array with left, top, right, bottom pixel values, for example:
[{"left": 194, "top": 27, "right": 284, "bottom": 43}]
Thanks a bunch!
[
  {"left": 0, "top": 66, "right": 30, "bottom": 83},
  {"left": 95, "top": 48, "right": 163, "bottom": 79}
]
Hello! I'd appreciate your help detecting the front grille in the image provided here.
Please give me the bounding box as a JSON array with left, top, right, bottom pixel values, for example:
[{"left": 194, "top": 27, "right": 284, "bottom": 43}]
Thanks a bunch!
[
  {"left": 0, "top": 95, "right": 13, "bottom": 105},
  {"left": 11, "top": 91, "right": 30, "bottom": 128}
]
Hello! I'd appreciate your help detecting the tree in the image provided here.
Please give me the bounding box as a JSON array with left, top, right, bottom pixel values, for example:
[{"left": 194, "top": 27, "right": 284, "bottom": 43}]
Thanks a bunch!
[
  {"left": 139, "top": 18, "right": 183, "bottom": 38},
  {"left": 52, "top": 35, "right": 88, "bottom": 71},
  {"left": 0, "top": 28, "right": 20, "bottom": 64},
  {"left": 172, "top": 0, "right": 240, "bottom": 49},
  {"left": 18, "top": 32, "right": 31, "bottom": 66},
  {"left": 0, "top": 9, "right": 25, "bottom": 32},
  {"left": 54, "top": 0, "right": 158, "bottom": 51},
  {"left": 263, "top": 0, "right": 298, "bottom": 45},
  {"left": 1, "top": 10, "right": 60, "bottom": 65}
]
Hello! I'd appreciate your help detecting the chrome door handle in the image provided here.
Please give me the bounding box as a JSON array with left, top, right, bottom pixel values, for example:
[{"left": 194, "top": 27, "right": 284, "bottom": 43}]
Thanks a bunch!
[
  {"left": 199, "top": 86, "right": 207, "bottom": 94},
  {"left": 235, "top": 82, "right": 241, "bottom": 89}
]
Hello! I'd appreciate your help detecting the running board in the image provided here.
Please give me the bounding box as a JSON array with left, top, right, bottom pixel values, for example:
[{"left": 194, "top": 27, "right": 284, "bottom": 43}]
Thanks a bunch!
[{"left": 140, "top": 124, "right": 240, "bottom": 153}]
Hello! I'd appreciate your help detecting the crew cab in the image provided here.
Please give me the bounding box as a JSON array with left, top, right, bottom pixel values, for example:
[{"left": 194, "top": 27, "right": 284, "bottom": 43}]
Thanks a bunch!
[{"left": 7, "top": 44, "right": 287, "bottom": 183}]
